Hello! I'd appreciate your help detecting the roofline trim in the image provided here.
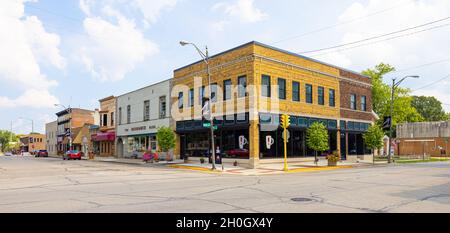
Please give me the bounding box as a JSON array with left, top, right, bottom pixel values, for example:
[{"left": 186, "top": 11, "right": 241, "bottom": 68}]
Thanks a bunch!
[
  {"left": 174, "top": 41, "right": 369, "bottom": 79},
  {"left": 116, "top": 78, "right": 172, "bottom": 98}
]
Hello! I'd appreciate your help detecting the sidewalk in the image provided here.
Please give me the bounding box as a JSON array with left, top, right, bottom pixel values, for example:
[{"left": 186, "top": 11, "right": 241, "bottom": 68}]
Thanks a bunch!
[
  {"left": 92, "top": 157, "right": 185, "bottom": 166},
  {"left": 85, "top": 156, "right": 385, "bottom": 176},
  {"left": 168, "top": 160, "right": 381, "bottom": 175}
]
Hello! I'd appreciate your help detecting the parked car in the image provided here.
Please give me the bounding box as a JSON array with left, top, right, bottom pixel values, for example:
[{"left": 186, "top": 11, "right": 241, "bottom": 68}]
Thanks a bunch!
[
  {"left": 225, "top": 149, "right": 249, "bottom": 158},
  {"left": 35, "top": 150, "right": 48, "bottom": 158},
  {"left": 63, "top": 150, "right": 82, "bottom": 160},
  {"left": 4, "top": 152, "right": 13, "bottom": 156}
]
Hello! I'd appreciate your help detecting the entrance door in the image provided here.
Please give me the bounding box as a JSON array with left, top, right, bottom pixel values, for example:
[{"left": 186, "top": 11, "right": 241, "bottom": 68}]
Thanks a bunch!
[
  {"left": 180, "top": 135, "right": 186, "bottom": 159},
  {"left": 340, "top": 132, "right": 346, "bottom": 160},
  {"left": 117, "top": 138, "right": 123, "bottom": 158}
]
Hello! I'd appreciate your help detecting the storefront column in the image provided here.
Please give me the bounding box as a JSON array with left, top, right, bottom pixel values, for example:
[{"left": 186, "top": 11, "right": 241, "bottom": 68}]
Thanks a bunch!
[
  {"left": 337, "top": 130, "right": 341, "bottom": 156},
  {"left": 249, "top": 120, "right": 260, "bottom": 169},
  {"left": 175, "top": 134, "right": 181, "bottom": 160},
  {"left": 345, "top": 132, "right": 350, "bottom": 160}
]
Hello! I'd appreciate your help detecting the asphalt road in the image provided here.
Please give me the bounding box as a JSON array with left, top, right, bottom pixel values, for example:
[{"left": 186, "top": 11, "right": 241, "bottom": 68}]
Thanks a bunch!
[{"left": 0, "top": 156, "right": 449, "bottom": 213}]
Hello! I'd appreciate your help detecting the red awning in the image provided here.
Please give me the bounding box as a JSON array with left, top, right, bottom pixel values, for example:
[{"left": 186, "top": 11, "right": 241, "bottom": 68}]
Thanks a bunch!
[{"left": 93, "top": 132, "right": 115, "bottom": 142}]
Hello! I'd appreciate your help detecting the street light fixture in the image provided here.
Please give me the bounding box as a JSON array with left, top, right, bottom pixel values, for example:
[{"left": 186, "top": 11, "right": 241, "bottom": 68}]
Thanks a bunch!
[
  {"left": 179, "top": 40, "right": 217, "bottom": 170},
  {"left": 388, "top": 75, "right": 419, "bottom": 163}
]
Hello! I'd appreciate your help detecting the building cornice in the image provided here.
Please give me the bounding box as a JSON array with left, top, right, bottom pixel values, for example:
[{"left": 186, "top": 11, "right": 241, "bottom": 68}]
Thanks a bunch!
[{"left": 174, "top": 53, "right": 372, "bottom": 88}]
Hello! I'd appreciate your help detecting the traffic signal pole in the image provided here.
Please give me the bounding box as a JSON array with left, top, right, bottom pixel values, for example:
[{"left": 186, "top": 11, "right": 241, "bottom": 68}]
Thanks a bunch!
[{"left": 281, "top": 114, "right": 290, "bottom": 172}]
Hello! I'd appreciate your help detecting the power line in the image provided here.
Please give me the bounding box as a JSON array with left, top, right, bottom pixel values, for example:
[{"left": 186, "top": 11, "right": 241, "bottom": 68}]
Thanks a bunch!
[
  {"left": 271, "top": 0, "right": 415, "bottom": 44},
  {"left": 412, "top": 74, "right": 450, "bottom": 92},
  {"left": 298, "top": 15, "right": 450, "bottom": 55},
  {"left": 309, "top": 22, "right": 450, "bottom": 57},
  {"left": 394, "top": 57, "right": 450, "bottom": 73},
  {"left": 26, "top": 4, "right": 83, "bottom": 22}
]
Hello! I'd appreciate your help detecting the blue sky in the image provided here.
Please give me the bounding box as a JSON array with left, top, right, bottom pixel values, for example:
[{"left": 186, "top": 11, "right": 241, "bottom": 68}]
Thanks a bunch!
[{"left": 1, "top": 0, "right": 450, "bottom": 134}]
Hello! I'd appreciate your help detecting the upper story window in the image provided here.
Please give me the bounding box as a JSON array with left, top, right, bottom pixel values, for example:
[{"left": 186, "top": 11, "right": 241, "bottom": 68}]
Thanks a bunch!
[
  {"left": 278, "top": 78, "right": 286, "bottom": 100},
  {"left": 159, "top": 96, "right": 166, "bottom": 119},
  {"left": 350, "top": 94, "right": 357, "bottom": 110},
  {"left": 223, "top": 79, "right": 232, "bottom": 100},
  {"left": 111, "top": 112, "right": 114, "bottom": 126},
  {"left": 126, "top": 105, "right": 131, "bottom": 124},
  {"left": 198, "top": 86, "right": 205, "bottom": 105},
  {"left": 318, "top": 86, "right": 324, "bottom": 105},
  {"left": 102, "top": 114, "right": 107, "bottom": 127},
  {"left": 292, "top": 81, "right": 300, "bottom": 102},
  {"left": 306, "top": 84, "right": 313, "bottom": 104},
  {"left": 238, "top": 75, "right": 247, "bottom": 98},
  {"left": 361, "top": 96, "right": 367, "bottom": 111},
  {"left": 178, "top": 92, "right": 184, "bottom": 109},
  {"left": 261, "top": 75, "right": 271, "bottom": 97},
  {"left": 189, "top": 89, "right": 194, "bottom": 107},
  {"left": 118, "top": 107, "right": 122, "bottom": 125},
  {"left": 329, "top": 89, "right": 335, "bottom": 107},
  {"left": 211, "top": 83, "right": 218, "bottom": 102},
  {"left": 144, "top": 100, "right": 150, "bottom": 121}
]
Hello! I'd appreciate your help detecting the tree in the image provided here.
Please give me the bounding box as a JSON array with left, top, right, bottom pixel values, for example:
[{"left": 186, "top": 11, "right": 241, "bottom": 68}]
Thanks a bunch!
[
  {"left": 363, "top": 125, "right": 385, "bottom": 164},
  {"left": 362, "top": 63, "right": 423, "bottom": 131},
  {"left": 306, "top": 122, "right": 329, "bottom": 165},
  {"left": 411, "top": 96, "right": 447, "bottom": 122},
  {"left": 0, "top": 130, "right": 19, "bottom": 152},
  {"left": 156, "top": 126, "right": 176, "bottom": 153}
]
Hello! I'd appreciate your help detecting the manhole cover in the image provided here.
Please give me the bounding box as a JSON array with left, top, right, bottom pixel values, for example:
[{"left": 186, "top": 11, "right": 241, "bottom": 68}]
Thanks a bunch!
[{"left": 291, "top": 197, "right": 314, "bottom": 202}]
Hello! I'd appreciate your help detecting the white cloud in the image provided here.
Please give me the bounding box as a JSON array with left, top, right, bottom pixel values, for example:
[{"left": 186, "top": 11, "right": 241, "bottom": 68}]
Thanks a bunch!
[
  {"left": 79, "top": 13, "right": 159, "bottom": 82},
  {"left": 24, "top": 16, "right": 66, "bottom": 69},
  {"left": 79, "top": 0, "right": 93, "bottom": 16},
  {"left": 133, "top": 0, "right": 178, "bottom": 25},
  {"left": 213, "top": 0, "right": 268, "bottom": 23},
  {"left": 0, "top": 0, "right": 62, "bottom": 108},
  {"left": 0, "top": 89, "right": 60, "bottom": 109},
  {"left": 313, "top": 0, "right": 450, "bottom": 108},
  {"left": 77, "top": 1, "right": 161, "bottom": 82}
]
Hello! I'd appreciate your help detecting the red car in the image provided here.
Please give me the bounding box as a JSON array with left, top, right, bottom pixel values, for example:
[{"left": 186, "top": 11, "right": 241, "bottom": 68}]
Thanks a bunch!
[
  {"left": 35, "top": 150, "right": 48, "bottom": 158},
  {"left": 63, "top": 150, "right": 82, "bottom": 160},
  {"left": 225, "top": 149, "right": 249, "bottom": 158}
]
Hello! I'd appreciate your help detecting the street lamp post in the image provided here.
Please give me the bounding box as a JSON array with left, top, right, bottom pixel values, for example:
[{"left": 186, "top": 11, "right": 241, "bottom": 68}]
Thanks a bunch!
[
  {"left": 55, "top": 104, "right": 72, "bottom": 152},
  {"left": 180, "top": 40, "right": 216, "bottom": 170},
  {"left": 388, "top": 75, "right": 419, "bottom": 163}
]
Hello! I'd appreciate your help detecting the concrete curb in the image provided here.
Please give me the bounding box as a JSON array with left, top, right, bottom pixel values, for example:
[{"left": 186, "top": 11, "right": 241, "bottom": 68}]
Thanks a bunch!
[{"left": 286, "top": 165, "right": 353, "bottom": 173}]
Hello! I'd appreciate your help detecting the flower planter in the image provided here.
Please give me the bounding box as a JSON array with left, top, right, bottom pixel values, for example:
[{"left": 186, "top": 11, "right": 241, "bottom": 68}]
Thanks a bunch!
[{"left": 328, "top": 160, "right": 337, "bottom": 167}]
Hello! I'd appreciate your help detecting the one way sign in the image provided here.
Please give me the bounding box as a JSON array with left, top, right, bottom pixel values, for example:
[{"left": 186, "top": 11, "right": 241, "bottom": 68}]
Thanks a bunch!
[{"left": 383, "top": 116, "right": 392, "bottom": 130}]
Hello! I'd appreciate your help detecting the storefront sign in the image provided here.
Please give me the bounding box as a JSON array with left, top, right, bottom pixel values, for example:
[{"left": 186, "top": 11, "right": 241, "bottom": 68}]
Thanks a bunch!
[
  {"left": 131, "top": 126, "right": 146, "bottom": 132},
  {"left": 239, "top": 136, "right": 248, "bottom": 149},
  {"left": 266, "top": 136, "right": 274, "bottom": 149}
]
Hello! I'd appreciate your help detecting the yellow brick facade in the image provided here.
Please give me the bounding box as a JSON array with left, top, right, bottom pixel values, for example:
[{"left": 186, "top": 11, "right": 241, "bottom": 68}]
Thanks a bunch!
[{"left": 173, "top": 42, "right": 353, "bottom": 168}]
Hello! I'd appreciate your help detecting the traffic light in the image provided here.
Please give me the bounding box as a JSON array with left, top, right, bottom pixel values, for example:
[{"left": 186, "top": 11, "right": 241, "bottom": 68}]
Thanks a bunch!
[{"left": 280, "top": 114, "right": 291, "bottom": 129}]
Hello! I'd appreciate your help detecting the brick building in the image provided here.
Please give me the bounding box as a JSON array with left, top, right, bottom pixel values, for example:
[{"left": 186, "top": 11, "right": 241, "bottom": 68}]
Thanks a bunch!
[
  {"left": 172, "top": 41, "right": 376, "bottom": 168},
  {"left": 56, "top": 108, "right": 96, "bottom": 155},
  {"left": 396, "top": 121, "right": 450, "bottom": 157},
  {"left": 45, "top": 121, "right": 58, "bottom": 156},
  {"left": 19, "top": 133, "right": 46, "bottom": 153},
  {"left": 91, "top": 96, "right": 116, "bottom": 157}
]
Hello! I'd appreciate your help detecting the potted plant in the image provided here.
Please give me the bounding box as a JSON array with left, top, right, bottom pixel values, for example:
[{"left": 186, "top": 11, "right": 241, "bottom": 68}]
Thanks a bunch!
[
  {"left": 233, "top": 161, "right": 238, "bottom": 167},
  {"left": 156, "top": 126, "right": 176, "bottom": 162},
  {"left": 306, "top": 122, "right": 330, "bottom": 166},
  {"left": 326, "top": 151, "right": 340, "bottom": 167},
  {"left": 200, "top": 157, "right": 205, "bottom": 164}
]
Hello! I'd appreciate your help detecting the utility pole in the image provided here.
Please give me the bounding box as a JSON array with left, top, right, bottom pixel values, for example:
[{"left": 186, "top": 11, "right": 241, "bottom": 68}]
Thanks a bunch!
[
  {"left": 388, "top": 75, "right": 419, "bottom": 163},
  {"left": 180, "top": 41, "right": 216, "bottom": 170}
]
